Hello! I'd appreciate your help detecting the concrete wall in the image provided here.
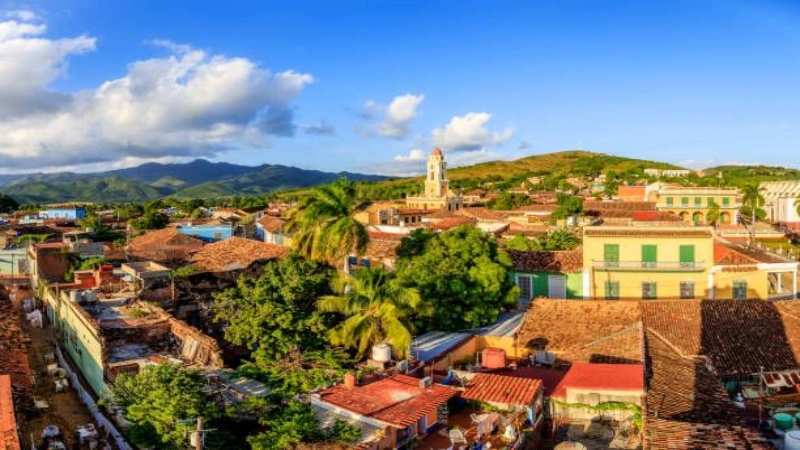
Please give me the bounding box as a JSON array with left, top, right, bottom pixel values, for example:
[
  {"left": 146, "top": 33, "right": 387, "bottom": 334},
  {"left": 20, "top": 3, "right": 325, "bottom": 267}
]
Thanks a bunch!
[
  {"left": 44, "top": 286, "right": 107, "bottom": 397},
  {"left": 0, "top": 248, "right": 27, "bottom": 276}
]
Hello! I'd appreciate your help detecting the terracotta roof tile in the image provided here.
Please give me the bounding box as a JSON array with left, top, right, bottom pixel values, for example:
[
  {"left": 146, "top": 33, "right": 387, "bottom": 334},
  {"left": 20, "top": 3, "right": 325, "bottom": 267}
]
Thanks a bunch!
[
  {"left": 516, "top": 300, "right": 643, "bottom": 364},
  {"left": 256, "top": 216, "right": 287, "bottom": 234},
  {"left": 645, "top": 335, "right": 771, "bottom": 450},
  {"left": 0, "top": 375, "right": 18, "bottom": 450},
  {"left": 128, "top": 227, "right": 204, "bottom": 252},
  {"left": 461, "top": 373, "right": 541, "bottom": 407},
  {"left": 506, "top": 249, "right": 583, "bottom": 272},
  {"left": 427, "top": 217, "right": 474, "bottom": 231},
  {"left": 191, "top": 236, "right": 287, "bottom": 272},
  {"left": 455, "top": 207, "right": 510, "bottom": 221},
  {"left": 316, "top": 374, "right": 458, "bottom": 428},
  {"left": 643, "top": 300, "right": 800, "bottom": 377}
]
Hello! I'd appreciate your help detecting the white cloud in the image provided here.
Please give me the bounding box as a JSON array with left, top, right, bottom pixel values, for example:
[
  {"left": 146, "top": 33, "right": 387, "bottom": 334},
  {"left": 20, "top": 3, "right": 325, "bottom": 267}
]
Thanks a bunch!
[
  {"left": 5, "top": 10, "right": 38, "bottom": 22},
  {"left": 0, "top": 14, "right": 314, "bottom": 169},
  {"left": 393, "top": 148, "right": 425, "bottom": 161},
  {"left": 362, "top": 93, "right": 424, "bottom": 139},
  {"left": 146, "top": 38, "right": 192, "bottom": 54},
  {"left": 430, "top": 112, "right": 513, "bottom": 152}
]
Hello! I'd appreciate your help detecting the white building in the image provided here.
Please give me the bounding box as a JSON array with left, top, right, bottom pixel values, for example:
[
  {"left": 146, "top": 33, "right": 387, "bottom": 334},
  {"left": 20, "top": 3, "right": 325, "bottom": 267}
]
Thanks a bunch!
[{"left": 761, "top": 180, "right": 800, "bottom": 226}]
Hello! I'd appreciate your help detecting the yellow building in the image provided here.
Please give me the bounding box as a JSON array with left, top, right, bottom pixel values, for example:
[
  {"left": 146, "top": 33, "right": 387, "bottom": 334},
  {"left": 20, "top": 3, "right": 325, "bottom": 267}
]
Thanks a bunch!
[
  {"left": 582, "top": 224, "right": 799, "bottom": 300},
  {"left": 651, "top": 185, "right": 741, "bottom": 225},
  {"left": 406, "top": 148, "right": 463, "bottom": 211},
  {"left": 584, "top": 225, "right": 715, "bottom": 300}
]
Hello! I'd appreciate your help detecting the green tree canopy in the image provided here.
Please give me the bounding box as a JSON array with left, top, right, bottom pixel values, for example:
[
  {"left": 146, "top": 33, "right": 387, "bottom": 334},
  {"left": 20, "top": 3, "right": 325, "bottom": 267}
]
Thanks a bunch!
[
  {"left": 503, "top": 234, "right": 542, "bottom": 251},
  {"left": 213, "top": 253, "right": 335, "bottom": 361},
  {"left": 247, "top": 400, "right": 360, "bottom": 450},
  {"left": 109, "top": 364, "right": 219, "bottom": 448},
  {"left": 551, "top": 194, "right": 584, "bottom": 222},
  {"left": 487, "top": 192, "right": 532, "bottom": 210},
  {"left": 318, "top": 268, "right": 426, "bottom": 359},
  {"left": 130, "top": 210, "right": 169, "bottom": 230},
  {"left": 396, "top": 226, "right": 518, "bottom": 331},
  {"left": 539, "top": 229, "right": 582, "bottom": 250},
  {"left": 0, "top": 194, "right": 19, "bottom": 214}
]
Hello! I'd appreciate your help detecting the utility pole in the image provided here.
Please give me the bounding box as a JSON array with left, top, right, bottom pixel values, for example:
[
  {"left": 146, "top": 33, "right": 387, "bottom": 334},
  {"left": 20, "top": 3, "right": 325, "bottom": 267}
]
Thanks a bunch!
[{"left": 195, "top": 416, "right": 204, "bottom": 450}]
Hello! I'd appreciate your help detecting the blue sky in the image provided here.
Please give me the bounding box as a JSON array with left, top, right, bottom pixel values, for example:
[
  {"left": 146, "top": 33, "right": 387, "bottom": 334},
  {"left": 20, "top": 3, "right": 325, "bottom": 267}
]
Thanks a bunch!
[{"left": 0, "top": 0, "right": 798, "bottom": 174}]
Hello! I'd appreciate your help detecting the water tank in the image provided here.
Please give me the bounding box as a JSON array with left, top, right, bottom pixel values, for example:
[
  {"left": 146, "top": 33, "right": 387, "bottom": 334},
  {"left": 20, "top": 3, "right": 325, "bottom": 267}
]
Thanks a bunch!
[
  {"left": 776, "top": 413, "right": 794, "bottom": 431},
  {"left": 83, "top": 290, "right": 96, "bottom": 304},
  {"left": 482, "top": 347, "right": 506, "bottom": 369},
  {"left": 69, "top": 291, "right": 79, "bottom": 303},
  {"left": 786, "top": 430, "right": 800, "bottom": 450},
  {"left": 372, "top": 343, "right": 392, "bottom": 363}
]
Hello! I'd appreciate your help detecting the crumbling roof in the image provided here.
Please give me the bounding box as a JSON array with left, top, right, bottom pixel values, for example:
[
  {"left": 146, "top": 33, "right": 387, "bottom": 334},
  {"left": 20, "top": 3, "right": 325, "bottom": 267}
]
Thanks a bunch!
[
  {"left": 645, "top": 334, "right": 771, "bottom": 450},
  {"left": 316, "top": 374, "right": 458, "bottom": 428},
  {"left": 714, "top": 242, "right": 794, "bottom": 265},
  {"left": 516, "top": 300, "right": 643, "bottom": 364},
  {"left": 631, "top": 210, "right": 682, "bottom": 222},
  {"left": 506, "top": 249, "right": 583, "bottom": 273},
  {"left": 128, "top": 227, "right": 204, "bottom": 252},
  {"left": 643, "top": 300, "right": 800, "bottom": 377},
  {"left": 256, "top": 216, "right": 287, "bottom": 234},
  {"left": 191, "top": 236, "right": 287, "bottom": 272},
  {"left": 461, "top": 373, "right": 542, "bottom": 407}
]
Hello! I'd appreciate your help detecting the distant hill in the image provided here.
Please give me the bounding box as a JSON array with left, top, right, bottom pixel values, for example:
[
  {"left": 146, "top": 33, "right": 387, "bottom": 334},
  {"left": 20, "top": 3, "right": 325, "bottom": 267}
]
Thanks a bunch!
[
  {"left": 446, "top": 150, "right": 682, "bottom": 180},
  {"left": 702, "top": 165, "right": 800, "bottom": 186},
  {"left": 0, "top": 159, "right": 388, "bottom": 204}
]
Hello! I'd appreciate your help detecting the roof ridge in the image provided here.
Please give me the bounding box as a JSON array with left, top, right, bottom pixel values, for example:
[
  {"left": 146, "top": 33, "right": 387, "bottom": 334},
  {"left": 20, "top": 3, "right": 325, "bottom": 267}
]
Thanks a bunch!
[{"left": 644, "top": 326, "right": 697, "bottom": 360}]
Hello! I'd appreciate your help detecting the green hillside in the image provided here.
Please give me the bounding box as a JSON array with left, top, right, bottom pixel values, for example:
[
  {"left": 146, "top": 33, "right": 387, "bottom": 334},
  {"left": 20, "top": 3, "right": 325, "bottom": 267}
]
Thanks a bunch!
[
  {"left": 702, "top": 165, "right": 800, "bottom": 187},
  {"left": 2, "top": 177, "right": 165, "bottom": 204}
]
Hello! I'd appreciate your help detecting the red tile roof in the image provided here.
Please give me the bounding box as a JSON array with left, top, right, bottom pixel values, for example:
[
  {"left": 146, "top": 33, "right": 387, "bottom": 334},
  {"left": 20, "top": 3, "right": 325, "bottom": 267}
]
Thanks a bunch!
[
  {"left": 550, "top": 363, "right": 643, "bottom": 398},
  {"left": 316, "top": 374, "right": 458, "bottom": 428},
  {"left": 427, "top": 217, "right": 474, "bottom": 231},
  {"left": 643, "top": 300, "right": 800, "bottom": 377},
  {"left": 0, "top": 375, "right": 19, "bottom": 450},
  {"left": 645, "top": 334, "right": 771, "bottom": 450},
  {"left": 461, "top": 373, "right": 542, "bottom": 407},
  {"left": 490, "top": 367, "right": 568, "bottom": 398},
  {"left": 516, "top": 300, "right": 643, "bottom": 365},
  {"left": 128, "top": 227, "right": 204, "bottom": 252},
  {"left": 506, "top": 249, "right": 583, "bottom": 273},
  {"left": 256, "top": 216, "right": 287, "bottom": 234},
  {"left": 191, "top": 236, "right": 287, "bottom": 272},
  {"left": 455, "top": 207, "right": 509, "bottom": 222}
]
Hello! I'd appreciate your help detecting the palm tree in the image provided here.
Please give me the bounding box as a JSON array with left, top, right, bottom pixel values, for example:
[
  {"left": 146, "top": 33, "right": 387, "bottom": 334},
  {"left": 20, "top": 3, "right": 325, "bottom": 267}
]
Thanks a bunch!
[
  {"left": 706, "top": 200, "right": 721, "bottom": 227},
  {"left": 286, "top": 178, "right": 371, "bottom": 269},
  {"left": 741, "top": 184, "right": 765, "bottom": 226},
  {"left": 317, "top": 268, "right": 428, "bottom": 359},
  {"left": 796, "top": 194, "right": 800, "bottom": 218}
]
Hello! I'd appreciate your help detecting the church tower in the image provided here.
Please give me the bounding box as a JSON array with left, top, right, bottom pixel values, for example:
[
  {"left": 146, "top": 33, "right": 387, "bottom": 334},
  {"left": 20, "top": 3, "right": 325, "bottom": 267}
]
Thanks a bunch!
[{"left": 424, "top": 148, "right": 448, "bottom": 198}]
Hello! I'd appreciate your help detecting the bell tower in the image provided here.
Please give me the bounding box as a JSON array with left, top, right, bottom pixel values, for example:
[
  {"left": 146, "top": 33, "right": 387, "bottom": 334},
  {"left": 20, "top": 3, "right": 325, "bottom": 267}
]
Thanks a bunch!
[{"left": 424, "top": 148, "right": 448, "bottom": 198}]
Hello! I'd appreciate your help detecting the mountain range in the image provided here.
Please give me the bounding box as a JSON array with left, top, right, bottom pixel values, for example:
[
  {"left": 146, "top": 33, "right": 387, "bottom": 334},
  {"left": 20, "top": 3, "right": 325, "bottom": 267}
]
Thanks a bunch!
[
  {"left": 3, "top": 151, "right": 798, "bottom": 204},
  {"left": 0, "top": 159, "right": 388, "bottom": 204}
]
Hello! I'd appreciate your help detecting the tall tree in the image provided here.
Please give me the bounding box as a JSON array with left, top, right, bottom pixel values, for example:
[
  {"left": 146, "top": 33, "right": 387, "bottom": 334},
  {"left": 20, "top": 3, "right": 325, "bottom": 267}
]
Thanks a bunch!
[
  {"left": 0, "top": 194, "right": 19, "bottom": 214},
  {"left": 317, "top": 268, "right": 426, "bottom": 359},
  {"left": 741, "top": 184, "right": 765, "bottom": 225},
  {"left": 706, "top": 200, "right": 721, "bottom": 226},
  {"left": 286, "top": 179, "right": 371, "bottom": 268},
  {"left": 108, "top": 364, "right": 219, "bottom": 448},
  {"left": 396, "top": 226, "right": 518, "bottom": 331},
  {"left": 213, "top": 254, "right": 335, "bottom": 361}
]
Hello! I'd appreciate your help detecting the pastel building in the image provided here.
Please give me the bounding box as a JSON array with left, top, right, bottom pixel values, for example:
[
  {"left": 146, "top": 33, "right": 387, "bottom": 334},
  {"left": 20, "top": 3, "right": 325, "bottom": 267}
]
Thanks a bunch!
[
  {"left": 38, "top": 206, "right": 87, "bottom": 221},
  {"left": 406, "top": 149, "right": 463, "bottom": 211},
  {"left": 650, "top": 185, "right": 741, "bottom": 225}
]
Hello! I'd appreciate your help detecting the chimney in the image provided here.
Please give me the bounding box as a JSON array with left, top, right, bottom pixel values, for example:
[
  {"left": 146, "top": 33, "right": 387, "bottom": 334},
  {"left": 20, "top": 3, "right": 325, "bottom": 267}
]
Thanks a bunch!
[{"left": 344, "top": 372, "right": 357, "bottom": 389}]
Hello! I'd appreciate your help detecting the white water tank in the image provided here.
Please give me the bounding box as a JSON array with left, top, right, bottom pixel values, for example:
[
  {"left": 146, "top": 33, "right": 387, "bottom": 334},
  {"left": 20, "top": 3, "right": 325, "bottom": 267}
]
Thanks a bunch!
[
  {"left": 372, "top": 343, "right": 391, "bottom": 363},
  {"left": 786, "top": 430, "right": 800, "bottom": 450}
]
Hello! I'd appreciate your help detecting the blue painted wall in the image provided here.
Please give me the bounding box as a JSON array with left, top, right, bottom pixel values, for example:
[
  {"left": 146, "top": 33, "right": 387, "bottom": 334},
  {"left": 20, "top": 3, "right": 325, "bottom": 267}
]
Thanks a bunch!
[{"left": 39, "top": 207, "right": 87, "bottom": 220}]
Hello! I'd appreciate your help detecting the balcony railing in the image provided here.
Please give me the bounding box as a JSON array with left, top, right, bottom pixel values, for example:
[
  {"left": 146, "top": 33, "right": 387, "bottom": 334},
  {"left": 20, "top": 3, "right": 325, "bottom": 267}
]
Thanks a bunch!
[{"left": 592, "top": 261, "right": 706, "bottom": 271}]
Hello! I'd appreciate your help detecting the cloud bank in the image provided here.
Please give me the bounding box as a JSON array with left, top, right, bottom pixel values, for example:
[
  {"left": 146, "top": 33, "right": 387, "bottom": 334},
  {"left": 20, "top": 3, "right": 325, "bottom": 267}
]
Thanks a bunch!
[
  {"left": 362, "top": 94, "right": 424, "bottom": 139},
  {"left": 0, "top": 17, "right": 314, "bottom": 170}
]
